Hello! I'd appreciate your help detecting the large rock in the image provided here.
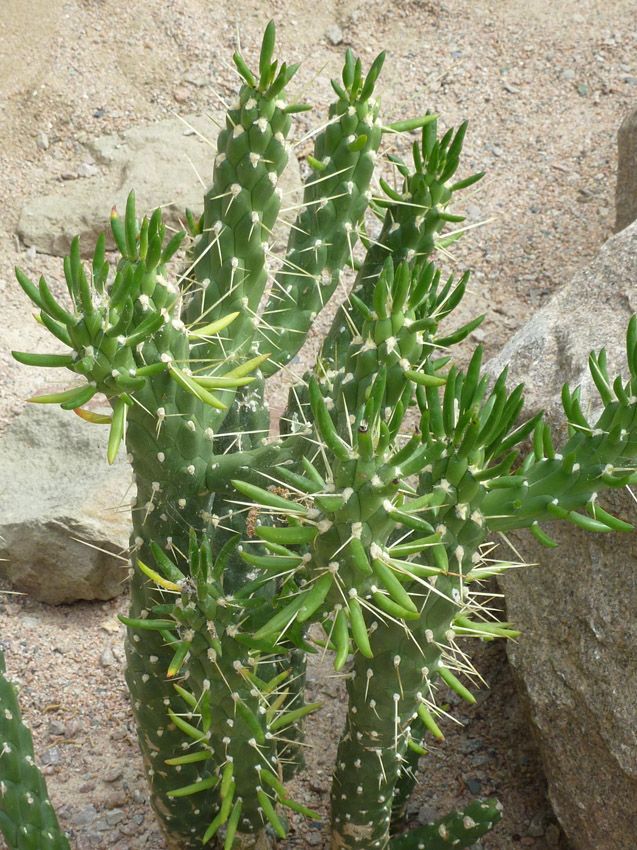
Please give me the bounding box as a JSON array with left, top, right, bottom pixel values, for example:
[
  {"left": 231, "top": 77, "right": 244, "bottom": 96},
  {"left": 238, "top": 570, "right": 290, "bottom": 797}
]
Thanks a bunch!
[
  {"left": 0, "top": 405, "right": 132, "bottom": 604},
  {"left": 487, "top": 221, "right": 637, "bottom": 850},
  {"left": 616, "top": 106, "right": 637, "bottom": 232},
  {"left": 17, "top": 113, "right": 302, "bottom": 257}
]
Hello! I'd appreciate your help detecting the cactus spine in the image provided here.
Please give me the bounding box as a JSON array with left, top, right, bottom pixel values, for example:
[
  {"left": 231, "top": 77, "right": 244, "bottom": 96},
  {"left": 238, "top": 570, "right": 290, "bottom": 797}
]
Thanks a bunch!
[{"left": 8, "top": 21, "right": 637, "bottom": 850}]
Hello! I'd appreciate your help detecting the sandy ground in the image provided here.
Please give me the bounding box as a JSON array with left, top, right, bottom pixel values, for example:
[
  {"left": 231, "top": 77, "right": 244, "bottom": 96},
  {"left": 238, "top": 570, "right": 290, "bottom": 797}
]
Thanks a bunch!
[{"left": 1, "top": 0, "right": 637, "bottom": 847}]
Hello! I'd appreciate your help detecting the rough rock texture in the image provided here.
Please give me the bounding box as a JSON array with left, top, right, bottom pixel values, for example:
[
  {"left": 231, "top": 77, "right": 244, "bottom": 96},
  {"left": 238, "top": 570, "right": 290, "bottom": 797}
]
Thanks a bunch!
[
  {"left": 616, "top": 106, "right": 637, "bottom": 233},
  {"left": 0, "top": 404, "right": 132, "bottom": 604},
  {"left": 488, "top": 221, "right": 637, "bottom": 850},
  {"left": 16, "top": 113, "right": 301, "bottom": 257}
]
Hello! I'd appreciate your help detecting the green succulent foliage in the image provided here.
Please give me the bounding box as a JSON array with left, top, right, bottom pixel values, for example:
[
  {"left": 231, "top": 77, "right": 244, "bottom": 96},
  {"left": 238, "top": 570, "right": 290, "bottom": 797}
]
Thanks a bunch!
[
  {"left": 12, "top": 20, "right": 637, "bottom": 850},
  {"left": 121, "top": 535, "right": 321, "bottom": 845},
  {"left": 317, "top": 114, "right": 484, "bottom": 378},
  {"left": 0, "top": 649, "right": 70, "bottom": 850},
  {"left": 389, "top": 799, "right": 503, "bottom": 850},
  {"left": 234, "top": 254, "right": 637, "bottom": 848}
]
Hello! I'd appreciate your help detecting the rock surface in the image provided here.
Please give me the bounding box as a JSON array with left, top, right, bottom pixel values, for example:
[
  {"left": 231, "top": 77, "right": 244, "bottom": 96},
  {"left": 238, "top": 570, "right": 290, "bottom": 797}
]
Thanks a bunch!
[
  {"left": 488, "top": 221, "right": 637, "bottom": 850},
  {"left": 616, "top": 106, "right": 637, "bottom": 232},
  {"left": 17, "top": 113, "right": 301, "bottom": 257},
  {"left": 0, "top": 404, "right": 132, "bottom": 604}
]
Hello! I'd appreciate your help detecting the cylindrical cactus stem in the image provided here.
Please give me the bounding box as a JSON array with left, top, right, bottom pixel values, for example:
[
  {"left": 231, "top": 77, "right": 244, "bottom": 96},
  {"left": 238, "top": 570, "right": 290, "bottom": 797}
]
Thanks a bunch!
[
  {"left": 328, "top": 582, "right": 467, "bottom": 850},
  {"left": 0, "top": 649, "right": 70, "bottom": 850},
  {"left": 388, "top": 798, "right": 503, "bottom": 850},
  {"left": 123, "top": 537, "right": 320, "bottom": 848},
  {"left": 183, "top": 22, "right": 295, "bottom": 366},
  {"left": 260, "top": 49, "right": 385, "bottom": 377}
]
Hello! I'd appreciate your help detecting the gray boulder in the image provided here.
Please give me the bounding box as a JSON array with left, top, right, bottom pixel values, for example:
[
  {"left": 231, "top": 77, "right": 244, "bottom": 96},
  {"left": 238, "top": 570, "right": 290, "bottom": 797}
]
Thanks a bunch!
[
  {"left": 0, "top": 404, "right": 132, "bottom": 604},
  {"left": 616, "top": 106, "right": 637, "bottom": 232},
  {"left": 488, "top": 221, "right": 637, "bottom": 850},
  {"left": 17, "top": 113, "right": 302, "bottom": 257}
]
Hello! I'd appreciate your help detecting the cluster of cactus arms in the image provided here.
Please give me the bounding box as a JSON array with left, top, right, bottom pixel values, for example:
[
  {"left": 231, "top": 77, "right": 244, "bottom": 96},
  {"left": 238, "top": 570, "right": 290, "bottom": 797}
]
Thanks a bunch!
[{"left": 5, "top": 20, "right": 637, "bottom": 850}]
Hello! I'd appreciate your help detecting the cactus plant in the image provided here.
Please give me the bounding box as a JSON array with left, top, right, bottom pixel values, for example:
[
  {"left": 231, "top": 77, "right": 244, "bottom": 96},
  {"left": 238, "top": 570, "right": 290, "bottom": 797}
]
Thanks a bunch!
[
  {"left": 0, "top": 647, "right": 70, "bottom": 850},
  {"left": 5, "top": 19, "right": 637, "bottom": 850}
]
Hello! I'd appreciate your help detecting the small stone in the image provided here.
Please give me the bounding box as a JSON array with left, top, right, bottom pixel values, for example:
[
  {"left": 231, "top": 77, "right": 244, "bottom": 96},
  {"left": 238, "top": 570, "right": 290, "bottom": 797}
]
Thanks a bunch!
[
  {"left": 577, "top": 83, "right": 589, "bottom": 96},
  {"left": 41, "top": 746, "right": 61, "bottom": 765},
  {"left": 325, "top": 24, "right": 344, "bottom": 46},
  {"left": 173, "top": 86, "right": 190, "bottom": 104},
  {"left": 470, "top": 327, "right": 486, "bottom": 343},
  {"left": 77, "top": 162, "right": 99, "bottom": 178},
  {"left": 73, "top": 804, "right": 97, "bottom": 826},
  {"left": 105, "top": 808, "right": 125, "bottom": 825},
  {"left": 503, "top": 82, "right": 520, "bottom": 94},
  {"left": 103, "top": 765, "right": 123, "bottom": 783},
  {"left": 100, "top": 645, "right": 116, "bottom": 667},
  {"left": 36, "top": 131, "right": 49, "bottom": 150},
  {"left": 79, "top": 780, "right": 96, "bottom": 793},
  {"left": 65, "top": 717, "right": 82, "bottom": 737},
  {"left": 418, "top": 803, "right": 437, "bottom": 824},
  {"left": 561, "top": 68, "right": 576, "bottom": 80},
  {"left": 464, "top": 776, "right": 482, "bottom": 795},
  {"left": 48, "top": 719, "right": 66, "bottom": 737},
  {"left": 104, "top": 790, "right": 127, "bottom": 809},
  {"left": 307, "top": 834, "right": 322, "bottom": 847},
  {"left": 183, "top": 73, "right": 209, "bottom": 88}
]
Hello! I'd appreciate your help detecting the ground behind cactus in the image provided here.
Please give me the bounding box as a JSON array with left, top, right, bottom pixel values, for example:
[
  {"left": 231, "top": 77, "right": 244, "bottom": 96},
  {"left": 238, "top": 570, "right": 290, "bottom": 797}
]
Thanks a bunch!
[{"left": 1, "top": 0, "right": 636, "bottom": 847}]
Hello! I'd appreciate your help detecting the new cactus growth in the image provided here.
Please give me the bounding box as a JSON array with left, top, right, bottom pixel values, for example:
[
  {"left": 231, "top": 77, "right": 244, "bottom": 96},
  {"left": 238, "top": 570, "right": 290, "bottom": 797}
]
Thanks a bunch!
[{"left": 5, "top": 20, "right": 637, "bottom": 850}]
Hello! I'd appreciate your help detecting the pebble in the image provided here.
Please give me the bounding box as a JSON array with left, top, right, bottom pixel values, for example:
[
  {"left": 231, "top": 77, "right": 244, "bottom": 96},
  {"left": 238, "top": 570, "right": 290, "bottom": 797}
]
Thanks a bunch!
[
  {"left": 41, "top": 746, "right": 61, "bottom": 765},
  {"left": 418, "top": 803, "right": 437, "bottom": 824},
  {"left": 106, "top": 808, "right": 125, "bottom": 826},
  {"left": 464, "top": 777, "right": 482, "bottom": 794},
  {"left": 183, "top": 73, "right": 209, "bottom": 88},
  {"left": 325, "top": 24, "right": 344, "bottom": 46},
  {"left": 173, "top": 86, "right": 190, "bottom": 104},
  {"left": 74, "top": 804, "right": 98, "bottom": 826},
  {"left": 78, "top": 161, "right": 99, "bottom": 178},
  {"left": 103, "top": 766, "right": 123, "bottom": 783},
  {"left": 100, "top": 645, "right": 116, "bottom": 667},
  {"left": 307, "top": 833, "right": 322, "bottom": 846},
  {"left": 104, "top": 789, "right": 127, "bottom": 809},
  {"left": 65, "top": 717, "right": 83, "bottom": 737},
  {"left": 36, "top": 131, "right": 50, "bottom": 150},
  {"left": 560, "top": 68, "right": 576, "bottom": 80},
  {"left": 48, "top": 719, "right": 66, "bottom": 737}
]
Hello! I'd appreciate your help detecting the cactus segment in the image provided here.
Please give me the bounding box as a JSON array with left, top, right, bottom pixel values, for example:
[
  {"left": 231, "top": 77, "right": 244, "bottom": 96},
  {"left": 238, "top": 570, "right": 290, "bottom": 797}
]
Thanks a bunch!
[
  {"left": 388, "top": 798, "right": 503, "bottom": 850},
  {"left": 260, "top": 49, "right": 385, "bottom": 376},
  {"left": 182, "top": 23, "right": 295, "bottom": 366},
  {"left": 0, "top": 650, "right": 71, "bottom": 850}
]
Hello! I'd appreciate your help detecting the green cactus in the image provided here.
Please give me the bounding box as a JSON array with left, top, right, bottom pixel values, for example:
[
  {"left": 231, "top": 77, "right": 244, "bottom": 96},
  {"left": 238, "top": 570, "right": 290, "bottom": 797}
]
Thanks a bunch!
[
  {"left": 8, "top": 20, "right": 637, "bottom": 850},
  {"left": 0, "top": 648, "right": 70, "bottom": 850},
  {"left": 234, "top": 253, "right": 637, "bottom": 848}
]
